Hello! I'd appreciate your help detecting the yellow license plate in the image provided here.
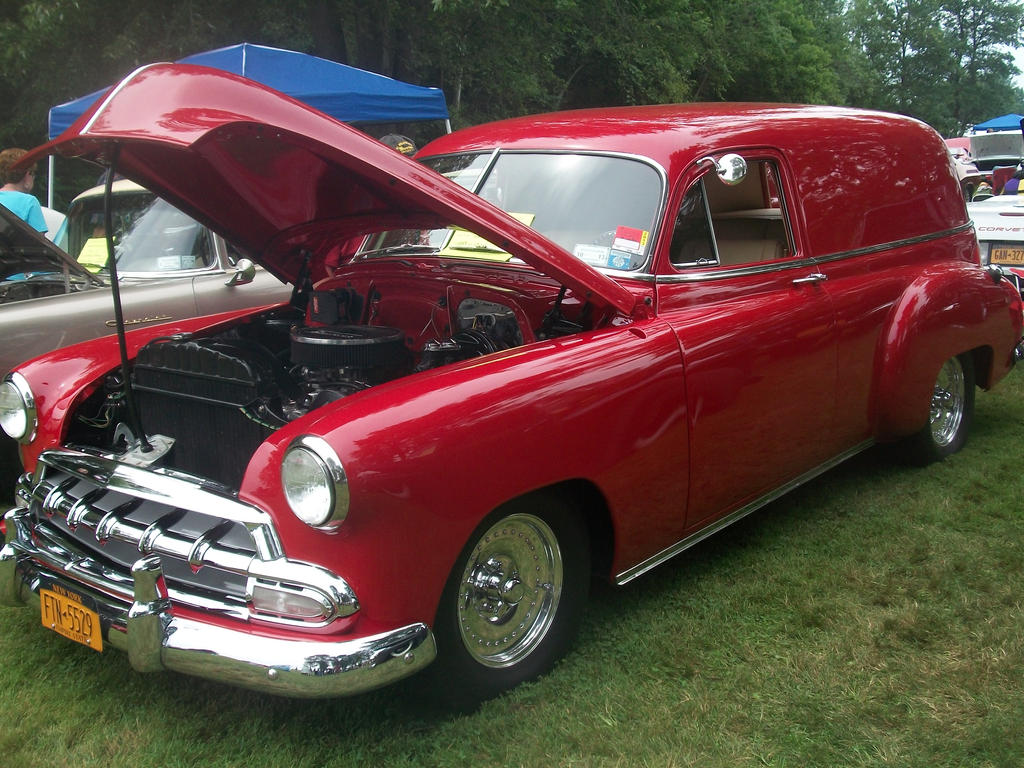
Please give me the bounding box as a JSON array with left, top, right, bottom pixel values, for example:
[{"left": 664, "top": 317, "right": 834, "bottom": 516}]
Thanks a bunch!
[
  {"left": 40, "top": 587, "right": 103, "bottom": 652},
  {"left": 991, "top": 246, "right": 1024, "bottom": 265}
]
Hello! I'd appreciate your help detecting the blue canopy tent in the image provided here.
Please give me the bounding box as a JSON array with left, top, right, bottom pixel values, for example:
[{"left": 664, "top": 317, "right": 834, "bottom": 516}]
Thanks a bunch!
[
  {"left": 46, "top": 42, "right": 451, "bottom": 205},
  {"left": 972, "top": 113, "right": 1024, "bottom": 132}
]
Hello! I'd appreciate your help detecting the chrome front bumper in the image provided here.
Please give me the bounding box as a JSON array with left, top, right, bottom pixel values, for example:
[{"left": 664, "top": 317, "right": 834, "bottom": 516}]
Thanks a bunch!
[{"left": 1, "top": 499, "right": 436, "bottom": 699}]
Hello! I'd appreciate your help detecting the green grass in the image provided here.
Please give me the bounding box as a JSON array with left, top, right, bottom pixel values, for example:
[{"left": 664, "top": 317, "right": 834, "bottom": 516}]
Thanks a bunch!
[{"left": 2, "top": 368, "right": 1023, "bottom": 767}]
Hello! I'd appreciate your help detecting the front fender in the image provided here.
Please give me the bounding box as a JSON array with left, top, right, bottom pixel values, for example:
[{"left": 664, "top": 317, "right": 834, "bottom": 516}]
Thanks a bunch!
[
  {"left": 239, "top": 320, "right": 689, "bottom": 630},
  {"left": 873, "top": 266, "right": 1021, "bottom": 440}
]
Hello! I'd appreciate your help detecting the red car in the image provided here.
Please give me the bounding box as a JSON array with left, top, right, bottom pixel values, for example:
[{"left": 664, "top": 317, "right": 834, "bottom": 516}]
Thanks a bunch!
[{"left": 1, "top": 64, "right": 1021, "bottom": 702}]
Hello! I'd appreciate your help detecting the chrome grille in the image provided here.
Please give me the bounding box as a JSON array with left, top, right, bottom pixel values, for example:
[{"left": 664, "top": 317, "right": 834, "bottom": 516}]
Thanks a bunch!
[
  {"left": 34, "top": 471, "right": 257, "bottom": 602},
  {"left": 14, "top": 447, "right": 359, "bottom": 626},
  {"left": 22, "top": 447, "right": 282, "bottom": 618}
]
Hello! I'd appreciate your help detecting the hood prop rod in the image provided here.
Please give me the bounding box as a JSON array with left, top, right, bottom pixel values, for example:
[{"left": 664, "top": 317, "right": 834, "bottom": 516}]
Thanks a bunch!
[{"left": 103, "top": 145, "right": 151, "bottom": 454}]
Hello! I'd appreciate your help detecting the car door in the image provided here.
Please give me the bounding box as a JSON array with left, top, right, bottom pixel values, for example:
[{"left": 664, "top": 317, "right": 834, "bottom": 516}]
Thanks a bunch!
[{"left": 656, "top": 155, "right": 838, "bottom": 529}]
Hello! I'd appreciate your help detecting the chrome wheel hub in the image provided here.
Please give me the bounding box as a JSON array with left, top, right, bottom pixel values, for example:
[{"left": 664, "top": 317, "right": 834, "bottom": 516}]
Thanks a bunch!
[
  {"left": 457, "top": 513, "right": 562, "bottom": 668},
  {"left": 930, "top": 356, "right": 965, "bottom": 447},
  {"left": 465, "top": 556, "right": 527, "bottom": 625}
]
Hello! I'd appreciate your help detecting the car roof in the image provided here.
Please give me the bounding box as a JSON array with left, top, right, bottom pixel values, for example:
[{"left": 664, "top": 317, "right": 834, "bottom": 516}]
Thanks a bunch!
[
  {"left": 69, "top": 178, "right": 147, "bottom": 204},
  {"left": 420, "top": 103, "right": 920, "bottom": 175}
]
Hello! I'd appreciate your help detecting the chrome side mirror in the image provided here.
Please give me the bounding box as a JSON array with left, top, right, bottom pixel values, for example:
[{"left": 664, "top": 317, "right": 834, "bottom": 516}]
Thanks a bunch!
[
  {"left": 225, "top": 258, "right": 256, "bottom": 286},
  {"left": 698, "top": 153, "right": 748, "bottom": 185}
]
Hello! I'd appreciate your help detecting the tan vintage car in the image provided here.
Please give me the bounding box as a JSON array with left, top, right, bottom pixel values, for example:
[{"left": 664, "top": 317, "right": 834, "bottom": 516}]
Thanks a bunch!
[{"left": 0, "top": 181, "right": 290, "bottom": 494}]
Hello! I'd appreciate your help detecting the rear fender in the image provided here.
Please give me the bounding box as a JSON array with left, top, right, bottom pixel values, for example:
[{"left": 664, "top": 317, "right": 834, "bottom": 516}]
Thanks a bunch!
[{"left": 873, "top": 268, "right": 1021, "bottom": 440}]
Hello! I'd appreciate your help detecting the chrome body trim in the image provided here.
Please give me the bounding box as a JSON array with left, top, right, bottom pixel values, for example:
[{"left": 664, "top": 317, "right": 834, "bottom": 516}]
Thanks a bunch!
[
  {"left": 809, "top": 222, "right": 975, "bottom": 265},
  {"left": 615, "top": 271, "right": 658, "bottom": 283},
  {"left": 657, "top": 256, "right": 819, "bottom": 283},
  {"left": 81, "top": 64, "right": 153, "bottom": 135},
  {"left": 657, "top": 224, "right": 974, "bottom": 285},
  {"left": 614, "top": 440, "right": 874, "bottom": 585},
  {"left": 0, "top": 510, "right": 435, "bottom": 698}
]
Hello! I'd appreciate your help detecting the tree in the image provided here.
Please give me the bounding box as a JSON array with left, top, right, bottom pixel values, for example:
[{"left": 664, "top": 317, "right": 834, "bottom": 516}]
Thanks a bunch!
[
  {"left": 424, "top": 0, "right": 701, "bottom": 125},
  {"left": 0, "top": 0, "right": 314, "bottom": 203},
  {"left": 688, "top": 0, "right": 855, "bottom": 105},
  {"left": 940, "top": 0, "right": 1024, "bottom": 131},
  {"left": 849, "top": 0, "right": 1024, "bottom": 135},
  {"left": 1, "top": 0, "right": 1022, "bottom": 191},
  {"left": 424, "top": 0, "right": 856, "bottom": 123}
]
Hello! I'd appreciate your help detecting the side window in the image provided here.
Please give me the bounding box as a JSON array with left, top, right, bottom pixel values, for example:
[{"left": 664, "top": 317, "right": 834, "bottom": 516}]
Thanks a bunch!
[
  {"left": 669, "top": 182, "right": 715, "bottom": 265},
  {"left": 670, "top": 159, "right": 793, "bottom": 269}
]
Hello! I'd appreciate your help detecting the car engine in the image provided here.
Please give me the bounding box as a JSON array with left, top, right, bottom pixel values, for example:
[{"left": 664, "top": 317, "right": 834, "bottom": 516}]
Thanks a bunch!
[{"left": 67, "top": 294, "right": 532, "bottom": 487}]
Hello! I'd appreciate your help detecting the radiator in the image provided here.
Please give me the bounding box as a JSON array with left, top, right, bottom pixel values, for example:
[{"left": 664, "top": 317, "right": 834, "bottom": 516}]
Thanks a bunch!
[{"left": 133, "top": 337, "right": 277, "bottom": 488}]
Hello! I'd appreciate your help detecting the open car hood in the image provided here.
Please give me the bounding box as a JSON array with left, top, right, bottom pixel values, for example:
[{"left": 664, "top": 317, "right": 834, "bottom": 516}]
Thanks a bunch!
[
  {"left": 22, "top": 63, "right": 638, "bottom": 317},
  {"left": 0, "top": 202, "right": 101, "bottom": 285}
]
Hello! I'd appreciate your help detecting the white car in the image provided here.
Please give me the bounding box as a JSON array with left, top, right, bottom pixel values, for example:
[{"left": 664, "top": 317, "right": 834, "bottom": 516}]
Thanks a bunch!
[
  {"left": 971, "top": 193, "right": 1024, "bottom": 359},
  {"left": 970, "top": 193, "right": 1024, "bottom": 281}
]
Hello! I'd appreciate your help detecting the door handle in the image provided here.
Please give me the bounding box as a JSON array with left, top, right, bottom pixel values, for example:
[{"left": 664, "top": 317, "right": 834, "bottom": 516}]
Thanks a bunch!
[{"left": 792, "top": 272, "right": 827, "bottom": 285}]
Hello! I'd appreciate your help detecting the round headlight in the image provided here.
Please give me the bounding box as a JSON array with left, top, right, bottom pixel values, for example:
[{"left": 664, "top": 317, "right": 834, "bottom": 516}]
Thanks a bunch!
[
  {"left": 0, "top": 373, "right": 36, "bottom": 443},
  {"left": 281, "top": 436, "right": 349, "bottom": 529}
]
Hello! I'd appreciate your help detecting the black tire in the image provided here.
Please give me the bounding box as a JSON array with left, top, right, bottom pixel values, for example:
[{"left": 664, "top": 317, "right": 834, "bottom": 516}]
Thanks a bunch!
[
  {"left": 429, "top": 494, "right": 590, "bottom": 706},
  {"left": 903, "top": 352, "right": 975, "bottom": 465}
]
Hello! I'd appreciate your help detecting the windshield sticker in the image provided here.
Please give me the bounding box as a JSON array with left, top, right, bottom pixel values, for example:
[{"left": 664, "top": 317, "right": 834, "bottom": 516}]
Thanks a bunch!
[
  {"left": 612, "top": 225, "right": 648, "bottom": 255},
  {"left": 574, "top": 244, "right": 612, "bottom": 267},
  {"left": 157, "top": 255, "right": 193, "bottom": 271},
  {"left": 606, "top": 249, "right": 637, "bottom": 270},
  {"left": 575, "top": 225, "right": 649, "bottom": 270}
]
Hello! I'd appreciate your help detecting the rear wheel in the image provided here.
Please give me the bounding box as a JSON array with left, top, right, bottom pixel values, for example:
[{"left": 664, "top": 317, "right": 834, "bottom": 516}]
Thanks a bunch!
[
  {"left": 904, "top": 352, "right": 975, "bottom": 464},
  {"left": 430, "top": 496, "right": 589, "bottom": 705}
]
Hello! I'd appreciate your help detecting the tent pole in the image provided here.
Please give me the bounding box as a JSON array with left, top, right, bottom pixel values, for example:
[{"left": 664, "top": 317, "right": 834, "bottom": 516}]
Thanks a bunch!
[
  {"left": 47, "top": 156, "right": 55, "bottom": 208},
  {"left": 445, "top": 119, "right": 452, "bottom": 134}
]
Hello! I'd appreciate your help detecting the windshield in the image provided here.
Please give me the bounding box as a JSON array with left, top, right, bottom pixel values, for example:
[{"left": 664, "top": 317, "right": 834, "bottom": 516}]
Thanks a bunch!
[
  {"left": 362, "top": 152, "right": 662, "bottom": 271},
  {"left": 66, "top": 191, "right": 214, "bottom": 275},
  {"left": 0, "top": 208, "right": 94, "bottom": 299}
]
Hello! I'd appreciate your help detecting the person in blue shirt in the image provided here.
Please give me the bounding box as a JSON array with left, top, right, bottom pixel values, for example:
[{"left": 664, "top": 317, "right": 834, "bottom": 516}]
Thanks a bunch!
[{"left": 0, "top": 147, "right": 47, "bottom": 234}]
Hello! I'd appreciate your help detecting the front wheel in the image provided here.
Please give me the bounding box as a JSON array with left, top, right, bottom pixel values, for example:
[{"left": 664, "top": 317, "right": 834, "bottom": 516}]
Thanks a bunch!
[
  {"left": 904, "top": 352, "right": 975, "bottom": 464},
  {"left": 430, "top": 497, "right": 589, "bottom": 705}
]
